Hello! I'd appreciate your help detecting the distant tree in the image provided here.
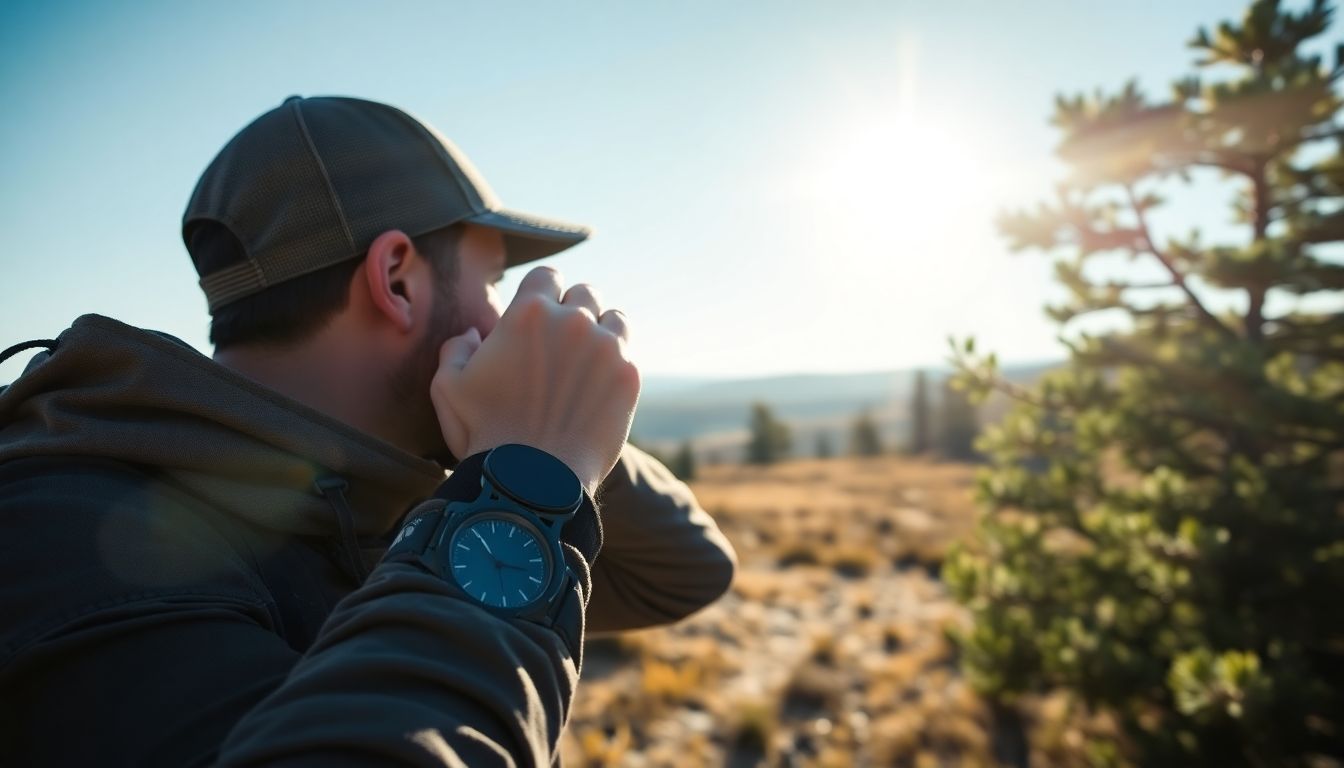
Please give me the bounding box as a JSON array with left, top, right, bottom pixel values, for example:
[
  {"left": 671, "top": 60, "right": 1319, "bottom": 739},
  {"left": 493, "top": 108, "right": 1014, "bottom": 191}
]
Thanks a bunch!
[
  {"left": 945, "top": 1, "right": 1344, "bottom": 764},
  {"left": 935, "top": 379, "right": 979, "bottom": 461},
  {"left": 627, "top": 437, "right": 667, "bottom": 467},
  {"left": 668, "top": 440, "right": 696, "bottom": 481},
  {"left": 907, "top": 369, "right": 932, "bottom": 454},
  {"left": 746, "top": 402, "right": 791, "bottom": 465},
  {"left": 814, "top": 431, "right": 835, "bottom": 459},
  {"left": 849, "top": 407, "right": 885, "bottom": 457}
]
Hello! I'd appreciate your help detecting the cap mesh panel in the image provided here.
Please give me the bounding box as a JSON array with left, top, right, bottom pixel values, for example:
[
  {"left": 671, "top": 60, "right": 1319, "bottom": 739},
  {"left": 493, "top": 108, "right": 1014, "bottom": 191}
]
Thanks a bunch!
[{"left": 184, "top": 101, "right": 354, "bottom": 304}]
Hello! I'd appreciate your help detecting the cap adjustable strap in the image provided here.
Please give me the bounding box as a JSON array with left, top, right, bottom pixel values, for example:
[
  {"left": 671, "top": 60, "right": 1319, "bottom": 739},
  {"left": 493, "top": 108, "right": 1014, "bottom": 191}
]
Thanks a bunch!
[{"left": 199, "top": 259, "right": 267, "bottom": 312}]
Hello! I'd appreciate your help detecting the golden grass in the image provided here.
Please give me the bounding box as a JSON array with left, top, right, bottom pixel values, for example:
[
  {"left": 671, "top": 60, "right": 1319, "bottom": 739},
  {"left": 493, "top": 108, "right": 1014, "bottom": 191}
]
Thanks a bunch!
[{"left": 560, "top": 454, "right": 1112, "bottom": 766}]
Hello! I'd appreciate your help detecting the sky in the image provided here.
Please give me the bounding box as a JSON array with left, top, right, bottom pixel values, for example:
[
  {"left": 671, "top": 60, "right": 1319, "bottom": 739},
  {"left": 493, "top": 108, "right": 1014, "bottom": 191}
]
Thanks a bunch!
[{"left": 1, "top": 0, "right": 1336, "bottom": 382}]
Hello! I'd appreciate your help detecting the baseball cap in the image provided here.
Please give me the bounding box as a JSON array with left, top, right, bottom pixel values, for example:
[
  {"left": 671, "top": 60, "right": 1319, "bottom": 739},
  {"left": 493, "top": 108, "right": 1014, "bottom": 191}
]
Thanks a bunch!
[{"left": 183, "top": 95, "right": 591, "bottom": 313}]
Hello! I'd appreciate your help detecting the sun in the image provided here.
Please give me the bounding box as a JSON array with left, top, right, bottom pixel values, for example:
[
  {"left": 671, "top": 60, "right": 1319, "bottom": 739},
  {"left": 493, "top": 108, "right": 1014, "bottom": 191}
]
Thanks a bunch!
[
  {"left": 777, "top": 100, "right": 1015, "bottom": 362},
  {"left": 805, "top": 107, "right": 994, "bottom": 250}
]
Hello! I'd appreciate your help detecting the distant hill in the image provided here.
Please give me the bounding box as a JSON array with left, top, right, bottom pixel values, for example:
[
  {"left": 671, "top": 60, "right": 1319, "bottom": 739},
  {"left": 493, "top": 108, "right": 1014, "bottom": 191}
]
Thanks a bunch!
[{"left": 632, "top": 363, "right": 1056, "bottom": 459}]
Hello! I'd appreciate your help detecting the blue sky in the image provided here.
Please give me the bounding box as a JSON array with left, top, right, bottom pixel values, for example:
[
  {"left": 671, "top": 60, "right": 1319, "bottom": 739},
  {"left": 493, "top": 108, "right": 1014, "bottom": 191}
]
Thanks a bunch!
[{"left": 1, "top": 0, "right": 1332, "bottom": 381}]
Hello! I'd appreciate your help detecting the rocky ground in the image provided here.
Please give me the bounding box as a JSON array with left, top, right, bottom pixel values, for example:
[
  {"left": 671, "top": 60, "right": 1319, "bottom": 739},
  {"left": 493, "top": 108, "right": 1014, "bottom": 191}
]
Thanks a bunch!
[{"left": 559, "top": 456, "right": 1076, "bottom": 767}]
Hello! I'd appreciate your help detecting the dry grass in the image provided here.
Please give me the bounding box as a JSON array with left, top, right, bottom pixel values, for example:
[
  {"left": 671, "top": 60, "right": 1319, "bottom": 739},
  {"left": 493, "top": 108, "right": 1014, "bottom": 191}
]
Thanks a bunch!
[
  {"left": 560, "top": 454, "right": 1109, "bottom": 767},
  {"left": 694, "top": 456, "right": 980, "bottom": 573}
]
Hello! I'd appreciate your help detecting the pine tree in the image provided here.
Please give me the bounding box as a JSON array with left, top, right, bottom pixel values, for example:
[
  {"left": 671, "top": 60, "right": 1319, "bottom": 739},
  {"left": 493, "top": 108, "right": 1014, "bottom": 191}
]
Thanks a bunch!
[
  {"left": 745, "top": 402, "right": 791, "bottom": 465},
  {"left": 850, "top": 407, "right": 885, "bottom": 457},
  {"left": 908, "top": 369, "right": 932, "bottom": 454},
  {"left": 936, "top": 378, "right": 979, "bottom": 461},
  {"left": 627, "top": 438, "right": 667, "bottom": 467},
  {"left": 815, "top": 431, "right": 835, "bottom": 459},
  {"left": 945, "top": 2, "right": 1344, "bottom": 763},
  {"left": 669, "top": 440, "right": 696, "bottom": 481}
]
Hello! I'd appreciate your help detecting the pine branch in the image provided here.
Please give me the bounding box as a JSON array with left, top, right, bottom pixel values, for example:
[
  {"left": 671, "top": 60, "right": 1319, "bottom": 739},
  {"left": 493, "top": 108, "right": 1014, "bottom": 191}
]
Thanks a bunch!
[
  {"left": 1123, "top": 185, "right": 1239, "bottom": 338},
  {"left": 1121, "top": 281, "right": 1187, "bottom": 291},
  {"left": 948, "top": 350, "right": 1054, "bottom": 411},
  {"left": 1148, "top": 405, "right": 1338, "bottom": 447},
  {"left": 1246, "top": 160, "right": 1270, "bottom": 342},
  {"left": 981, "top": 376, "right": 1049, "bottom": 409},
  {"left": 1190, "top": 153, "right": 1255, "bottom": 178},
  {"left": 1289, "top": 124, "right": 1344, "bottom": 148}
]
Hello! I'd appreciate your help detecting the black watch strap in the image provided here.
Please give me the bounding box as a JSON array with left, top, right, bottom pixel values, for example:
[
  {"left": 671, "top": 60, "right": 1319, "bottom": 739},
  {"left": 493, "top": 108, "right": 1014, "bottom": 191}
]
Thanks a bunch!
[
  {"left": 545, "top": 566, "right": 584, "bottom": 653},
  {"left": 381, "top": 448, "right": 596, "bottom": 654},
  {"left": 383, "top": 498, "right": 450, "bottom": 575},
  {"left": 382, "top": 502, "right": 584, "bottom": 657}
]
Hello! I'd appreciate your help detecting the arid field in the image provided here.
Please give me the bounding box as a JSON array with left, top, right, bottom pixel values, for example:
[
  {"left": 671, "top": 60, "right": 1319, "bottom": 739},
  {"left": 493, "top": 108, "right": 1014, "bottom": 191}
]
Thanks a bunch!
[
  {"left": 559, "top": 456, "right": 1108, "bottom": 767},
  {"left": 563, "top": 455, "right": 980, "bottom": 766}
]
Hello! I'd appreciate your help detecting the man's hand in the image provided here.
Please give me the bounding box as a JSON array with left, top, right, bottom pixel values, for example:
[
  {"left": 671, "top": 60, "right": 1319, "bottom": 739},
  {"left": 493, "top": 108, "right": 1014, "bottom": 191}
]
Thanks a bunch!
[{"left": 431, "top": 266, "right": 640, "bottom": 495}]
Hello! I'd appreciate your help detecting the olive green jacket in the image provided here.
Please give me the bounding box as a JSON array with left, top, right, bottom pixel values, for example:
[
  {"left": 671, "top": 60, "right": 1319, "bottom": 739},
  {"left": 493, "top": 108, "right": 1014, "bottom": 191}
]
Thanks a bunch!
[{"left": 0, "top": 314, "right": 735, "bottom": 766}]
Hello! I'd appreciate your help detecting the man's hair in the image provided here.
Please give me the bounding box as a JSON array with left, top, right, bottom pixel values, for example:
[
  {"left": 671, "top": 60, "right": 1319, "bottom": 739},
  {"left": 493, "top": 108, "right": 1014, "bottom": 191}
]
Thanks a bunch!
[{"left": 189, "top": 223, "right": 465, "bottom": 350}]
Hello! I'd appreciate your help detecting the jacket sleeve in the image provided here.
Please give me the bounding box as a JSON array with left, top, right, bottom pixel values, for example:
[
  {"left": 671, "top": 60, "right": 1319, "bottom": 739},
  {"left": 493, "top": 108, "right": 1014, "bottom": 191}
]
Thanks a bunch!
[
  {"left": 217, "top": 559, "right": 588, "bottom": 767},
  {"left": 587, "top": 443, "right": 737, "bottom": 633},
  {"left": 222, "top": 450, "right": 595, "bottom": 767},
  {"left": 0, "top": 457, "right": 590, "bottom": 768}
]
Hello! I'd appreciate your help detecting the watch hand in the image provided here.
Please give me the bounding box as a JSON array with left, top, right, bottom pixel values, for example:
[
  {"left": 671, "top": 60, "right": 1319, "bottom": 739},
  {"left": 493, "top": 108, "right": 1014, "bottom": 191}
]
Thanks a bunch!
[
  {"left": 497, "top": 561, "right": 529, "bottom": 572},
  {"left": 471, "top": 529, "right": 494, "bottom": 556}
]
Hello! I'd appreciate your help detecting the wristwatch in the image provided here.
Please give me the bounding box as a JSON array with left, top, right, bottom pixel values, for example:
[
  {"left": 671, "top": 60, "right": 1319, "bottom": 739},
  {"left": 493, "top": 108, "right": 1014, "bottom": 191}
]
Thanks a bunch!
[{"left": 384, "top": 443, "right": 584, "bottom": 631}]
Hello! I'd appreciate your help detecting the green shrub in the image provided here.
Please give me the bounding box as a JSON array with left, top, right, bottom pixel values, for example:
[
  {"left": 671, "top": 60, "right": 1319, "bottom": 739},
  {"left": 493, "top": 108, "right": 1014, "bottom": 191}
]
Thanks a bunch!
[{"left": 947, "top": 2, "right": 1344, "bottom": 763}]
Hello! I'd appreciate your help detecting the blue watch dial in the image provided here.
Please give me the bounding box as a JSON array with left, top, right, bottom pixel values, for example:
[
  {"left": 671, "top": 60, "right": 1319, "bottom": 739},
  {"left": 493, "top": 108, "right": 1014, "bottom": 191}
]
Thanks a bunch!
[{"left": 448, "top": 515, "right": 551, "bottom": 609}]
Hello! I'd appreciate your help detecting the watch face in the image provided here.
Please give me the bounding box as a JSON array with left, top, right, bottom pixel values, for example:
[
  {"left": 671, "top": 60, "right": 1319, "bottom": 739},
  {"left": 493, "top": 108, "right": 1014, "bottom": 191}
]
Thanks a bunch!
[
  {"left": 448, "top": 514, "right": 551, "bottom": 609},
  {"left": 485, "top": 444, "right": 583, "bottom": 514}
]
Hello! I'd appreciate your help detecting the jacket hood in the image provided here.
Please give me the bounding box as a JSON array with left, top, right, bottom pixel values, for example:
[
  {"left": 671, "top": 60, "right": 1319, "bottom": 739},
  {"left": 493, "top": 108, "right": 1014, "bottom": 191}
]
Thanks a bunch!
[{"left": 0, "top": 314, "right": 446, "bottom": 541}]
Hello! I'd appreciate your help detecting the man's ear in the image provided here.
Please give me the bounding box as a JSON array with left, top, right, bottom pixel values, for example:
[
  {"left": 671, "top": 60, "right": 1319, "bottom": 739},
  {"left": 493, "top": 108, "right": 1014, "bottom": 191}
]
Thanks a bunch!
[{"left": 360, "top": 229, "right": 427, "bottom": 334}]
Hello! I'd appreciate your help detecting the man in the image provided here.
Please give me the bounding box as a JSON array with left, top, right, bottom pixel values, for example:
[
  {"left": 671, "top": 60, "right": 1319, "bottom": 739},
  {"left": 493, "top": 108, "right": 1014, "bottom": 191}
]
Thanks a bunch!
[{"left": 0, "top": 95, "right": 735, "bottom": 766}]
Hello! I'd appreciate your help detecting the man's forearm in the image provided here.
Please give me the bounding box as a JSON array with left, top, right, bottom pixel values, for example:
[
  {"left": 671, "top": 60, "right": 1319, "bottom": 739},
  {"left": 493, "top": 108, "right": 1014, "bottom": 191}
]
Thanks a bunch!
[
  {"left": 588, "top": 444, "right": 736, "bottom": 632},
  {"left": 218, "top": 458, "right": 593, "bottom": 767},
  {"left": 217, "top": 561, "right": 586, "bottom": 767}
]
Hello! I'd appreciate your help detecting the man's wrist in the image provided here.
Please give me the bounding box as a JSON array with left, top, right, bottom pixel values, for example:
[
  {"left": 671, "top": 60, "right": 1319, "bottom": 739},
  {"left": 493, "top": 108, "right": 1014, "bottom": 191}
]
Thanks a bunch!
[
  {"left": 462, "top": 440, "right": 602, "bottom": 497},
  {"left": 431, "top": 450, "right": 489, "bottom": 504}
]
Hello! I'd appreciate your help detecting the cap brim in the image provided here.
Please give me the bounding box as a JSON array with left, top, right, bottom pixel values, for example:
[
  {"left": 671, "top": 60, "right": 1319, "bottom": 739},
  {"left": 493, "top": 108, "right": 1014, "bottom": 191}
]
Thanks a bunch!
[{"left": 466, "top": 209, "right": 591, "bottom": 268}]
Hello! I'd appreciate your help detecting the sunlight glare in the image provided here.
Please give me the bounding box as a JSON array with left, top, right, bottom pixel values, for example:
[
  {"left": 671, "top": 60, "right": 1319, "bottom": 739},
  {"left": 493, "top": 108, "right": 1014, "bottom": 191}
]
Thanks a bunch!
[
  {"left": 778, "top": 96, "right": 1027, "bottom": 368},
  {"left": 806, "top": 107, "right": 994, "bottom": 251}
]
